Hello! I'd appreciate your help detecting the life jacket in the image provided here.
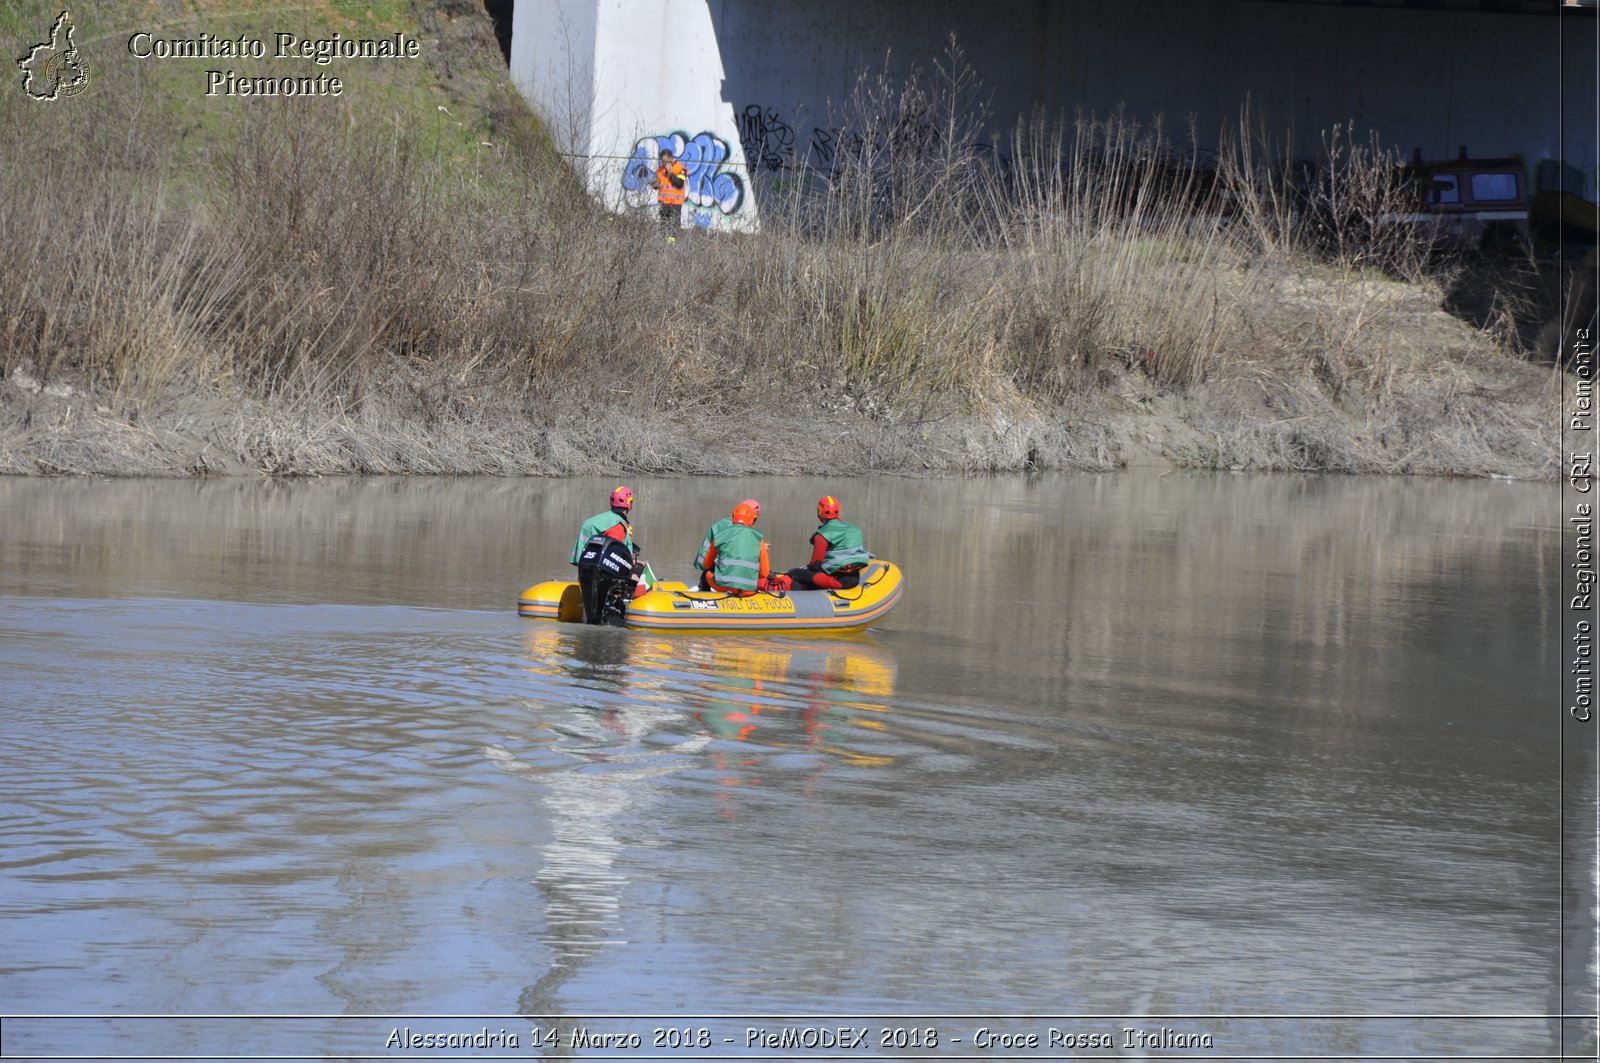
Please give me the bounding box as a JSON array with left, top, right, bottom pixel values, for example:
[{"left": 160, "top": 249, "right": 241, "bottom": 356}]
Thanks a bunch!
[
  {"left": 570, "top": 509, "right": 632, "bottom": 564},
  {"left": 710, "top": 521, "right": 764, "bottom": 591},
  {"left": 695, "top": 517, "right": 732, "bottom": 570},
  {"left": 657, "top": 162, "right": 687, "bottom": 206},
  {"left": 815, "top": 519, "right": 870, "bottom": 574}
]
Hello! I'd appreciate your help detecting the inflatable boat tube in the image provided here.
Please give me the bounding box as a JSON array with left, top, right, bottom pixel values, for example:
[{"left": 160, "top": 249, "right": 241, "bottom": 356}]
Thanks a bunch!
[{"left": 518, "top": 560, "right": 903, "bottom": 633}]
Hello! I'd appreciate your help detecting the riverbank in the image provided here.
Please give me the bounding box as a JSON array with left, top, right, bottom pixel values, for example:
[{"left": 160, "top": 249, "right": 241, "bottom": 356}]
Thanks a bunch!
[
  {"left": 0, "top": 323, "right": 1558, "bottom": 478},
  {"left": 0, "top": 0, "right": 1565, "bottom": 480}
]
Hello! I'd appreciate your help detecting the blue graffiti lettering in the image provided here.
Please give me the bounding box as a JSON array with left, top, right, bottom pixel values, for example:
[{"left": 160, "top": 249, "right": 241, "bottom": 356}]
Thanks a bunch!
[{"left": 622, "top": 131, "right": 745, "bottom": 216}]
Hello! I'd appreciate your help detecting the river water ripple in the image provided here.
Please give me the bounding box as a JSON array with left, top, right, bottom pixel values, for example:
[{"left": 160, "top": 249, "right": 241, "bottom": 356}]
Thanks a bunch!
[{"left": 0, "top": 473, "right": 1584, "bottom": 1058}]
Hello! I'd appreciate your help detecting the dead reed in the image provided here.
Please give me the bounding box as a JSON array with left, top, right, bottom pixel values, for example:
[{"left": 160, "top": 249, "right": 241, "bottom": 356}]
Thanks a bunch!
[{"left": 0, "top": 43, "right": 1559, "bottom": 477}]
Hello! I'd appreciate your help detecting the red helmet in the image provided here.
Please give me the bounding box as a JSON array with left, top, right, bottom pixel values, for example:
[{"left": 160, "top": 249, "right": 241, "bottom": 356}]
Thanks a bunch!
[
  {"left": 732, "top": 500, "right": 760, "bottom": 526},
  {"left": 610, "top": 485, "right": 634, "bottom": 511},
  {"left": 817, "top": 494, "right": 840, "bottom": 521}
]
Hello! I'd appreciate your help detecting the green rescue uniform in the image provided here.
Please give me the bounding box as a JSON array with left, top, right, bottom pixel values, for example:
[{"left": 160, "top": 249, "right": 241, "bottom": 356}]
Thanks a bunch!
[
  {"left": 694, "top": 517, "right": 733, "bottom": 571},
  {"left": 571, "top": 510, "right": 633, "bottom": 565},
  {"left": 815, "top": 518, "right": 870, "bottom": 573},
  {"left": 709, "top": 521, "right": 764, "bottom": 592}
]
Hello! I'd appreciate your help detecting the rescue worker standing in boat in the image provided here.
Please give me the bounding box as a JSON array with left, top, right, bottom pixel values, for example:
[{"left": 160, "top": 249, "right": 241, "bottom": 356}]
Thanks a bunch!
[
  {"left": 780, "top": 494, "right": 872, "bottom": 591},
  {"left": 652, "top": 149, "right": 688, "bottom": 236},
  {"left": 696, "top": 499, "right": 772, "bottom": 595}
]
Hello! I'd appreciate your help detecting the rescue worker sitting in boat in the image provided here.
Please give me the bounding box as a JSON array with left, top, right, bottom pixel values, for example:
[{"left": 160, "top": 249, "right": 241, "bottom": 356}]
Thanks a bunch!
[
  {"left": 571, "top": 485, "right": 650, "bottom": 624},
  {"left": 692, "top": 508, "right": 733, "bottom": 581},
  {"left": 778, "top": 494, "right": 872, "bottom": 591},
  {"left": 695, "top": 499, "right": 772, "bottom": 595}
]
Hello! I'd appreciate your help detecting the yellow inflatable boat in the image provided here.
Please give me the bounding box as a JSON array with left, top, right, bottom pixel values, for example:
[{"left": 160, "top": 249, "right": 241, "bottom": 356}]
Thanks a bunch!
[{"left": 518, "top": 560, "right": 903, "bottom": 633}]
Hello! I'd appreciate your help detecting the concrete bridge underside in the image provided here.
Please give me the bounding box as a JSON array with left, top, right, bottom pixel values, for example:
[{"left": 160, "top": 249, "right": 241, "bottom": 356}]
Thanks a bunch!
[{"left": 510, "top": 0, "right": 1597, "bottom": 230}]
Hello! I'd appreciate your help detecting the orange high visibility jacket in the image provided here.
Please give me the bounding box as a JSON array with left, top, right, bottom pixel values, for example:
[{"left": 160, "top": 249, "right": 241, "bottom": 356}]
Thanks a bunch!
[{"left": 657, "top": 162, "right": 687, "bottom": 206}]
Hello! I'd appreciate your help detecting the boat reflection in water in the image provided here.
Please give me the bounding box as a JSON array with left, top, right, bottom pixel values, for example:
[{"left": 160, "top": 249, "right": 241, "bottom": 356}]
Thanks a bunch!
[
  {"left": 509, "top": 625, "right": 898, "bottom": 1031},
  {"left": 515, "top": 625, "right": 898, "bottom": 762},
  {"left": 661, "top": 634, "right": 896, "bottom": 764}
]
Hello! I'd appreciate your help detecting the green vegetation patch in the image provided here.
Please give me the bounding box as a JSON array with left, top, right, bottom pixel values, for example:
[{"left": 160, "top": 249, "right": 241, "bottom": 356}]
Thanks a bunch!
[{"left": 4, "top": 0, "right": 557, "bottom": 183}]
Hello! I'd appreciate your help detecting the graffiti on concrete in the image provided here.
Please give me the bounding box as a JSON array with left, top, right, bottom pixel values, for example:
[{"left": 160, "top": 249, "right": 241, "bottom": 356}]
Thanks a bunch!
[
  {"left": 809, "top": 127, "right": 837, "bottom": 173},
  {"left": 737, "top": 105, "right": 796, "bottom": 174},
  {"left": 885, "top": 106, "right": 942, "bottom": 157},
  {"left": 808, "top": 126, "right": 862, "bottom": 178},
  {"left": 622, "top": 131, "right": 745, "bottom": 215},
  {"left": 613, "top": 110, "right": 951, "bottom": 214},
  {"left": 807, "top": 118, "right": 941, "bottom": 179}
]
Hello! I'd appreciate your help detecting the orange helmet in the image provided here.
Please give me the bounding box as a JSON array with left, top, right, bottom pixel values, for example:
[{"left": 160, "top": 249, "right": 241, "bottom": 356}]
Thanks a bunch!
[
  {"left": 732, "top": 500, "right": 760, "bottom": 526},
  {"left": 610, "top": 485, "right": 634, "bottom": 511},
  {"left": 817, "top": 494, "right": 840, "bottom": 521}
]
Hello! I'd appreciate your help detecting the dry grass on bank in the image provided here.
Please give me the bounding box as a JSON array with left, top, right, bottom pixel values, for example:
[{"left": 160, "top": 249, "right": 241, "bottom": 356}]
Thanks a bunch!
[{"left": 0, "top": 46, "right": 1562, "bottom": 477}]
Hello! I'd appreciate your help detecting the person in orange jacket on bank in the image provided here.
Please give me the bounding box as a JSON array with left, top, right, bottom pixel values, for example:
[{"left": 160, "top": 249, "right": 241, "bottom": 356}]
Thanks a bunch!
[
  {"left": 652, "top": 148, "right": 688, "bottom": 235},
  {"left": 696, "top": 499, "right": 772, "bottom": 595}
]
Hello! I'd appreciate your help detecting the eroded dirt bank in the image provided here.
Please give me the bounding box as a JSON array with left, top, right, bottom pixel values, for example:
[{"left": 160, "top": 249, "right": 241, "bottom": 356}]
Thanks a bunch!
[{"left": 0, "top": 347, "right": 1559, "bottom": 480}]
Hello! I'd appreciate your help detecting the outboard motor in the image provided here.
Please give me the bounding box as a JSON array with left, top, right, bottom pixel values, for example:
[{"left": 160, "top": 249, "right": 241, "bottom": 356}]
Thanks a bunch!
[{"left": 575, "top": 534, "right": 638, "bottom": 626}]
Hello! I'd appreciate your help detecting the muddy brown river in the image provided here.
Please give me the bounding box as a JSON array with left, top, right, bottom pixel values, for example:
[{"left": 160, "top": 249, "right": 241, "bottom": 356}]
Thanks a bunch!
[{"left": 0, "top": 473, "right": 1589, "bottom": 1059}]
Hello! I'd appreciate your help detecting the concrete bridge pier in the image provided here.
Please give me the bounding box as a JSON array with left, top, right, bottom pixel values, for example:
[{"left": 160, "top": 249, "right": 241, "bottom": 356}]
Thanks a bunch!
[{"left": 509, "top": 0, "right": 1596, "bottom": 233}]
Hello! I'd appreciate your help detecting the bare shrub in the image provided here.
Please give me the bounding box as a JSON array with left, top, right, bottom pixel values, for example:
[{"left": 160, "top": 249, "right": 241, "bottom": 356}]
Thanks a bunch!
[{"left": 0, "top": 35, "right": 1552, "bottom": 478}]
